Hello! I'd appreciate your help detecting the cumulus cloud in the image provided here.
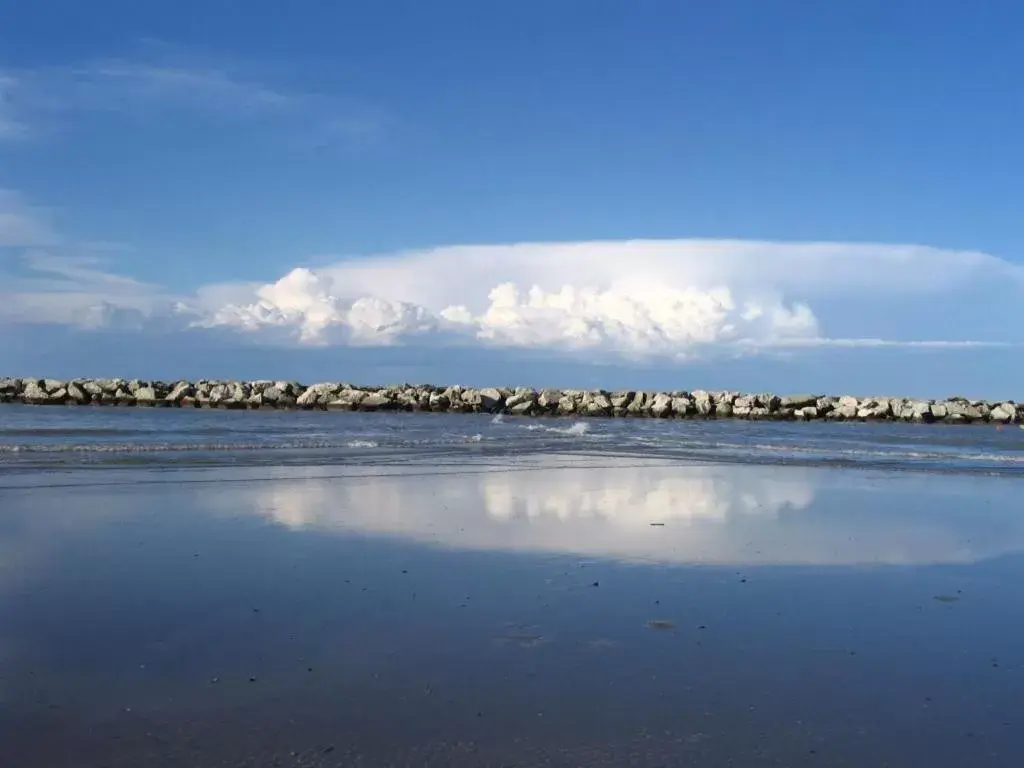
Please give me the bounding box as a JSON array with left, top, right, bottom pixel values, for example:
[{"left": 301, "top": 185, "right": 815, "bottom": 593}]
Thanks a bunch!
[
  {"left": 3, "top": 188, "right": 1020, "bottom": 360},
  {"left": 193, "top": 239, "right": 1023, "bottom": 358}
]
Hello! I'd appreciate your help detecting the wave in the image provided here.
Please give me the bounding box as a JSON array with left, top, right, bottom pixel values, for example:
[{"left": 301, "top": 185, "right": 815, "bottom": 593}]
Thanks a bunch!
[
  {"left": 0, "top": 427, "right": 154, "bottom": 437},
  {"left": 0, "top": 440, "right": 382, "bottom": 454},
  {"left": 550, "top": 421, "right": 591, "bottom": 436},
  {"left": 517, "top": 421, "right": 591, "bottom": 436},
  {"left": 746, "top": 442, "right": 1024, "bottom": 464}
]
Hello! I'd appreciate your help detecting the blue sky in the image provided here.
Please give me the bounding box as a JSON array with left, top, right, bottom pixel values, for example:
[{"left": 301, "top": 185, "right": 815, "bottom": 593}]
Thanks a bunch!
[{"left": 1, "top": 0, "right": 1023, "bottom": 397}]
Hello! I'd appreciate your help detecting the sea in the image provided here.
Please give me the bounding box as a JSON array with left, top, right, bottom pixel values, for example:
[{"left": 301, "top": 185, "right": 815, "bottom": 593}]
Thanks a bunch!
[
  {"left": 1, "top": 403, "right": 1023, "bottom": 475},
  {"left": 2, "top": 405, "right": 1024, "bottom": 766}
]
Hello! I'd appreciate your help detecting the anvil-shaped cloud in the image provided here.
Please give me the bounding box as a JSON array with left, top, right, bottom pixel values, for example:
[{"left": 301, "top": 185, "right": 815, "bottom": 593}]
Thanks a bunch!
[{"left": 190, "top": 239, "right": 1020, "bottom": 357}]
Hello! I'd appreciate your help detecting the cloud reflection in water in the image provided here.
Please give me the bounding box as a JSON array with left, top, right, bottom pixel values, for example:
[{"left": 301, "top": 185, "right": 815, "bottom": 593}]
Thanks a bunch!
[{"left": 231, "top": 461, "right": 1023, "bottom": 567}]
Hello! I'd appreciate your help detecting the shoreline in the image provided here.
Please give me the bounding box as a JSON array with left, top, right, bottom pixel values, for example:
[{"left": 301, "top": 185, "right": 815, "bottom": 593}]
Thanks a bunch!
[{"left": 1, "top": 377, "right": 1019, "bottom": 425}]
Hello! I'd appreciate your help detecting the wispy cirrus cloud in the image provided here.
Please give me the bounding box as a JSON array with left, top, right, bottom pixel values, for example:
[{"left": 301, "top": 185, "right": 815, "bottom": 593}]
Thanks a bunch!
[
  {"left": 0, "top": 74, "right": 29, "bottom": 140},
  {"left": 0, "top": 189, "right": 57, "bottom": 246},
  {"left": 0, "top": 46, "right": 386, "bottom": 148},
  {"left": 0, "top": 190, "right": 177, "bottom": 327}
]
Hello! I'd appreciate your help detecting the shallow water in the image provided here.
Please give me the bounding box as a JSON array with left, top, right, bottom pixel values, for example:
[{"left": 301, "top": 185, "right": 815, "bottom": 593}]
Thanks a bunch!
[
  {"left": 1, "top": 404, "right": 1023, "bottom": 476},
  {"left": 1, "top": 455, "right": 1023, "bottom": 766}
]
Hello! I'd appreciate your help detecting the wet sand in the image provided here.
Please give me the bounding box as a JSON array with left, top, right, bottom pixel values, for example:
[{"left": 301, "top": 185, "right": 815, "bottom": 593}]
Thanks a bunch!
[{"left": 1, "top": 457, "right": 1023, "bottom": 766}]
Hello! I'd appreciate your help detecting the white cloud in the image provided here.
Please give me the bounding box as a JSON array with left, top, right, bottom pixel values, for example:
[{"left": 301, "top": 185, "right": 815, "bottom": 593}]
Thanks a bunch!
[
  {"left": 3, "top": 188, "right": 1020, "bottom": 359},
  {"left": 193, "top": 239, "right": 1023, "bottom": 358}
]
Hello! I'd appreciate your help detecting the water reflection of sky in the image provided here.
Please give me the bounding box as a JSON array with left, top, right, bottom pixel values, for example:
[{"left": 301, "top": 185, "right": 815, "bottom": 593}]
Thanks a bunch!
[
  {"left": 217, "top": 459, "right": 1024, "bottom": 567},
  {"left": 3, "top": 458, "right": 1024, "bottom": 766}
]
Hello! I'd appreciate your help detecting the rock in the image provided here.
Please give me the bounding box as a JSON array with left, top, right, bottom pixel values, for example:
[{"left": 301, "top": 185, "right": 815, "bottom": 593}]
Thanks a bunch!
[
  {"left": 734, "top": 395, "right": 755, "bottom": 410},
  {"left": 626, "top": 392, "right": 649, "bottom": 415},
  {"left": 946, "top": 401, "right": 983, "bottom": 421},
  {"left": 358, "top": 392, "right": 392, "bottom": 411},
  {"left": 510, "top": 400, "right": 536, "bottom": 415},
  {"left": 650, "top": 393, "right": 673, "bottom": 418},
  {"left": 610, "top": 391, "right": 633, "bottom": 409},
  {"left": 692, "top": 390, "right": 714, "bottom": 416},
  {"left": 910, "top": 401, "right": 933, "bottom": 422},
  {"left": 779, "top": 394, "right": 818, "bottom": 409},
  {"left": 166, "top": 381, "right": 193, "bottom": 402},
  {"left": 429, "top": 392, "right": 451, "bottom": 411},
  {"left": 858, "top": 401, "right": 891, "bottom": 420},
  {"left": 296, "top": 383, "right": 336, "bottom": 407},
  {"left": 990, "top": 404, "right": 1015, "bottom": 423},
  {"left": 135, "top": 386, "right": 158, "bottom": 405},
  {"left": 505, "top": 390, "right": 536, "bottom": 411},
  {"left": 66, "top": 382, "right": 88, "bottom": 403},
  {"left": 477, "top": 387, "right": 505, "bottom": 413},
  {"left": 537, "top": 390, "right": 563, "bottom": 412},
  {"left": 671, "top": 396, "right": 693, "bottom": 417},
  {"left": 0, "top": 378, "right": 1018, "bottom": 428},
  {"left": 833, "top": 404, "right": 858, "bottom": 420},
  {"left": 22, "top": 381, "right": 52, "bottom": 404},
  {"left": 581, "top": 393, "right": 612, "bottom": 416},
  {"left": 816, "top": 396, "right": 837, "bottom": 412}
]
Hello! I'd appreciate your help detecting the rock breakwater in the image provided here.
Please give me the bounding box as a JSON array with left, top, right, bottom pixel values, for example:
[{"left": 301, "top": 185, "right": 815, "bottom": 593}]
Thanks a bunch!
[{"left": 0, "top": 377, "right": 1019, "bottom": 425}]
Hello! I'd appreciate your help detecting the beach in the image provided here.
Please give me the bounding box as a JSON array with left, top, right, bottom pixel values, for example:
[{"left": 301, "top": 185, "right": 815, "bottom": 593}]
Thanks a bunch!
[{"left": 1, "top": 409, "right": 1023, "bottom": 766}]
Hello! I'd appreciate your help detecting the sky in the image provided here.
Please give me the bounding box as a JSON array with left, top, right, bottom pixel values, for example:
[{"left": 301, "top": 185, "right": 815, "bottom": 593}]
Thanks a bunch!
[{"left": 1, "top": 0, "right": 1023, "bottom": 397}]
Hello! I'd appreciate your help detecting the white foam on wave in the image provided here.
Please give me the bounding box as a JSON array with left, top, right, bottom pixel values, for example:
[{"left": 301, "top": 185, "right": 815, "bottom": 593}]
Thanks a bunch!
[
  {"left": 551, "top": 421, "right": 591, "bottom": 436},
  {"left": 490, "top": 414, "right": 505, "bottom": 425},
  {"left": 346, "top": 440, "right": 379, "bottom": 449},
  {"left": 466, "top": 433, "right": 484, "bottom": 443},
  {"left": 516, "top": 421, "right": 592, "bottom": 436}
]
